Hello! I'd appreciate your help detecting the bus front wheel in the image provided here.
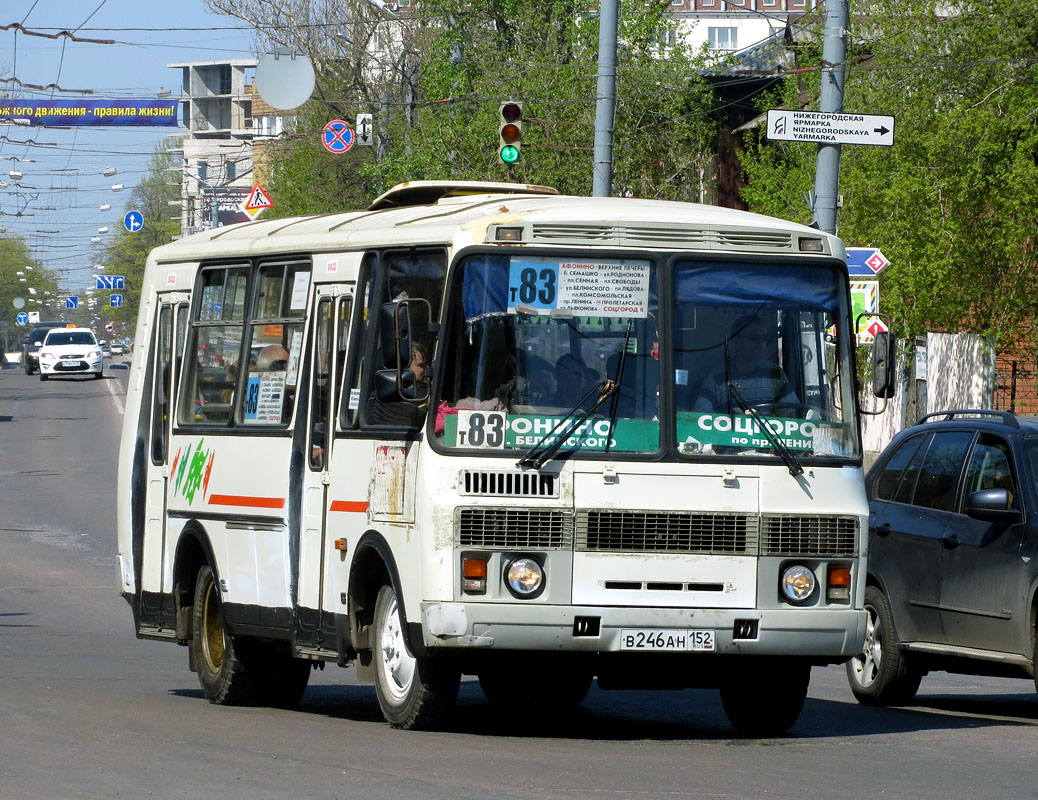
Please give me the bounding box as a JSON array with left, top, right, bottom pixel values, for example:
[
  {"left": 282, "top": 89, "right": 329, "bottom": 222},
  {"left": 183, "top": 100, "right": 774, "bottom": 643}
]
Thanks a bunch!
[
  {"left": 371, "top": 583, "right": 459, "bottom": 730},
  {"left": 190, "top": 564, "right": 258, "bottom": 705},
  {"left": 719, "top": 659, "right": 810, "bottom": 736}
]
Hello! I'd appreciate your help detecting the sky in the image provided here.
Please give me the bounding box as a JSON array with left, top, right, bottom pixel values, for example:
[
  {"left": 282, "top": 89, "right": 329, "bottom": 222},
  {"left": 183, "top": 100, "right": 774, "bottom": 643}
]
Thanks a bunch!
[{"left": 1, "top": 0, "right": 259, "bottom": 293}]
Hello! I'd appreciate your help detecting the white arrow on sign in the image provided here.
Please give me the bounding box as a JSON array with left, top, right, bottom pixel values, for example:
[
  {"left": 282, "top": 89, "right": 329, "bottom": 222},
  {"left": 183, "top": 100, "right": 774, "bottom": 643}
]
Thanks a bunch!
[{"left": 767, "top": 110, "right": 895, "bottom": 147}]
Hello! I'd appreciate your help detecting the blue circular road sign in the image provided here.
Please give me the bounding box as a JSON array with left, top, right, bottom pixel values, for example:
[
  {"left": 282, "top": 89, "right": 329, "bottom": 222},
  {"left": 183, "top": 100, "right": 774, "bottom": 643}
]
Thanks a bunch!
[
  {"left": 322, "top": 119, "right": 355, "bottom": 154},
  {"left": 16, "top": 311, "right": 29, "bottom": 325},
  {"left": 124, "top": 210, "right": 144, "bottom": 232}
]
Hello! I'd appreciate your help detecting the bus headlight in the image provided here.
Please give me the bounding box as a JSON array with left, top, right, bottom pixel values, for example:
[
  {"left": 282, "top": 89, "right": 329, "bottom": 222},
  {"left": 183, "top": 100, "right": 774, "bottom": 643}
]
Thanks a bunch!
[
  {"left": 504, "top": 557, "right": 545, "bottom": 599},
  {"left": 780, "top": 565, "right": 816, "bottom": 604}
]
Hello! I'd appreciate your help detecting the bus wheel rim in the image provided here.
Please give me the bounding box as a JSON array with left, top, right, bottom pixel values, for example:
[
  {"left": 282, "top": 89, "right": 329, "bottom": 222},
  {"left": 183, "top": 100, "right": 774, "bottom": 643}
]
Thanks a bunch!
[
  {"left": 379, "top": 594, "right": 415, "bottom": 701},
  {"left": 201, "top": 582, "right": 225, "bottom": 674}
]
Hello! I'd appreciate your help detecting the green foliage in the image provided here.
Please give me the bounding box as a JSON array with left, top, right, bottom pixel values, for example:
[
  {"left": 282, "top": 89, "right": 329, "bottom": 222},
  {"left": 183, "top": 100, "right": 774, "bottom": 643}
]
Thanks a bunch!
[
  {"left": 0, "top": 235, "right": 58, "bottom": 346},
  {"left": 739, "top": 0, "right": 1038, "bottom": 349},
  {"left": 258, "top": 0, "right": 720, "bottom": 214}
]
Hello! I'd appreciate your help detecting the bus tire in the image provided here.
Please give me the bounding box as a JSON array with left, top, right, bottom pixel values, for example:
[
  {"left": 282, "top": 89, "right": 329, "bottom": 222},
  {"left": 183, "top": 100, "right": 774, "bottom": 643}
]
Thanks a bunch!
[
  {"left": 846, "top": 586, "right": 921, "bottom": 706},
  {"left": 720, "top": 659, "right": 810, "bottom": 736},
  {"left": 371, "top": 583, "right": 459, "bottom": 730},
  {"left": 190, "top": 564, "right": 258, "bottom": 705}
]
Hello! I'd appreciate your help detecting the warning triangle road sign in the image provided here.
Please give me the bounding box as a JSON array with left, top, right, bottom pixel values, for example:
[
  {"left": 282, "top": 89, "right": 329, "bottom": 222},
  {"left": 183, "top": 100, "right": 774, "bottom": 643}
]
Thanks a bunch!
[{"left": 243, "top": 183, "right": 274, "bottom": 212}]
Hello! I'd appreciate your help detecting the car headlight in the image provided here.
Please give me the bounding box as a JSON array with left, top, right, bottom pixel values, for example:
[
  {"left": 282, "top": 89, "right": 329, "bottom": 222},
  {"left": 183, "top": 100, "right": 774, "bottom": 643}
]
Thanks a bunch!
[
  {"left": 40, "top": 351, "right": 54, "bottom": 360},
  {"left": 88, "top": 349, "right": 101, "bottom": 358},
  {"left": 780, "top": 564, "right": 816, "bottom": 604},
  {"left": 504, "top": 557, "right": 545, "bottom": 599}
]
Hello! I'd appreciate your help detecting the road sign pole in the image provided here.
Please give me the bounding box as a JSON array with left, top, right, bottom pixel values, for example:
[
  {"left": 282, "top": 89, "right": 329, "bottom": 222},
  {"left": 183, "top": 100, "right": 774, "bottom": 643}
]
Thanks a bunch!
[{"left": 811, "top": 0, "right": 848, "bottom": 235}]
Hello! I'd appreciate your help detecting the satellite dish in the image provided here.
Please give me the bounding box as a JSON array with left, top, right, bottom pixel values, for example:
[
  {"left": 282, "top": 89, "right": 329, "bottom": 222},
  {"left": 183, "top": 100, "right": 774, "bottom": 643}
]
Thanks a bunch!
[{"left": 255, "top": 49, "right": 315, "bottom": 111}]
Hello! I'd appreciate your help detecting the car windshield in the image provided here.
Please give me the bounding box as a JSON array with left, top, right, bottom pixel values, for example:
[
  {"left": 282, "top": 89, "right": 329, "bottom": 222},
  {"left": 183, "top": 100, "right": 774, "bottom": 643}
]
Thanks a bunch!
[
  {"left": 436, "top": 253, "right": 659, "bottom": 455},
  {"left": 45, "top": 331, "right": 95, "bottom": 346}
]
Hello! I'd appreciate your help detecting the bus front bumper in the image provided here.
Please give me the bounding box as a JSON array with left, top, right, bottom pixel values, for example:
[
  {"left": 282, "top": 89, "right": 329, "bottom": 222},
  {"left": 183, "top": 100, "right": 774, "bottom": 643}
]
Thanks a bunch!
[{"left": 420, "top": 602, "right": 866, "bottom": 659}]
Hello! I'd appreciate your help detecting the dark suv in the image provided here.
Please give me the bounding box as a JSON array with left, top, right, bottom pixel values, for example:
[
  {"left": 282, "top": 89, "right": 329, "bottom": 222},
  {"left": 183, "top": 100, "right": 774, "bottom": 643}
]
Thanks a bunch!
[{"left": 847, "top": 410, "right": 1038, "bottom": 704}]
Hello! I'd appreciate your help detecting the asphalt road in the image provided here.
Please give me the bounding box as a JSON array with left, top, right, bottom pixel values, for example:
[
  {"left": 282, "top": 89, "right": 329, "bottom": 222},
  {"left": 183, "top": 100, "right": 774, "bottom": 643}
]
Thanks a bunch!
[{"left": 2, "top": 363, "right": 1037, "bottom": 800}]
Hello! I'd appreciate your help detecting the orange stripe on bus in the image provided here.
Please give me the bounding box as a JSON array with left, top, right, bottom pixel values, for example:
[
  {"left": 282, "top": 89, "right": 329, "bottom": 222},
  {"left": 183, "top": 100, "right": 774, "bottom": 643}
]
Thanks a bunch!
[
  {"left": 329, "top": 500, "right": 369, "bottom": 513},
  {"left": 208, "top": 494, "right": 286, "bottom": 509}
]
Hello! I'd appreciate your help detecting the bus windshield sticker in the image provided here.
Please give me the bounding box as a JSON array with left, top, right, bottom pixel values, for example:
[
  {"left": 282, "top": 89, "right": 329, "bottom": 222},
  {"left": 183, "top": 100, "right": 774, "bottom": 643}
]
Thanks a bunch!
[
  {"left": 446, "top": 411, "right": 658, "bottom": 452},
  {"left": 243, "top": 372, "right": 286, "bottom": 423},
  {"left": 506, "top": 257, "right": 650, "bottom": 318},
  {"left": 676, "top": 412, "right": 849, "bottom": 455}
]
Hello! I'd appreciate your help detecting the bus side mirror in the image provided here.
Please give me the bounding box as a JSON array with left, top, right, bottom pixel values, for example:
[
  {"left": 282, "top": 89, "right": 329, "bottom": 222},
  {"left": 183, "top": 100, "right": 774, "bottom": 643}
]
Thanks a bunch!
[
  {"left": 374, "top": 367, "right": 422, "bottom": 401},
  {"left": 379, "top": 301, "right": 414, "bottom": 369},
  {"left": 872, "top": 331, "right": 896, "bottom": 398}
]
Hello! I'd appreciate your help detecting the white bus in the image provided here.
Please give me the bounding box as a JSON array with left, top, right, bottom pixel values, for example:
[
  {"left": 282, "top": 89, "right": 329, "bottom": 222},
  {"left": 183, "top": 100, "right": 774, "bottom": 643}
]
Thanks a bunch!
[{"left": 117, "top": 180, "right": 889, "bottom": 734}]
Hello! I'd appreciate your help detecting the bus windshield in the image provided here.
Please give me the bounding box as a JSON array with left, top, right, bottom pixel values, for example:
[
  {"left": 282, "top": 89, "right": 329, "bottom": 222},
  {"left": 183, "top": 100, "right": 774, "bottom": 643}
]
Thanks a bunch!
[{"left": 434, "top": 253, "right": 858, "bottom": 461}]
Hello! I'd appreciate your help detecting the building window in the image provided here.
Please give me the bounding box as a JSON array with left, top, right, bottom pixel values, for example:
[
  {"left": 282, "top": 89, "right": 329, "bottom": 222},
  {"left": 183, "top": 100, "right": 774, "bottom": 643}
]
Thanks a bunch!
[
  {"left": 762, "top": 0, "right": 777, "bottom": 6},
  {"left": 701, "top": 0, "right": 716, "bottom": 6},
  {"left": 658, "top": 27, "right": 677, "bottom": 47},
  {"left": 708, "top": 27, "right": 738, "bottom": 50}
]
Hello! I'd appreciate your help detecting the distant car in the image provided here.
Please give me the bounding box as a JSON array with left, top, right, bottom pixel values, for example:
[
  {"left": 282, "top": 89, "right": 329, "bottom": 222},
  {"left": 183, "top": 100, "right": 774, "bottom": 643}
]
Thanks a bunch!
[
  {"left": 23, "top": 322, "right": 72, "bottom": 375},
  {"left": 38, "top": 327, "right": 104, "bottom": 380},
  {"left": 847, "top": 409, "right": 1038, "bottom": 706},
  {"left": 111, "top": 342, "right": 127, "bottom": 356},
  {"left": 99, "top": 340, "right": 112, "bottom": 358}
]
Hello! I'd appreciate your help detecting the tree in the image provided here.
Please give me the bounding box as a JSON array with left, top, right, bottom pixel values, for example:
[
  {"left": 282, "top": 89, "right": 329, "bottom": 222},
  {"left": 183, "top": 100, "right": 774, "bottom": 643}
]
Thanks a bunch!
[
  {"left": 208, "top": 0, "right": 721, "bottom": 214},
  {"left": 738, "top": 0, "right": 1038, "bottom": 352},
  {"left": 0, "top": 235, "right": 58, "bottom": 346}
]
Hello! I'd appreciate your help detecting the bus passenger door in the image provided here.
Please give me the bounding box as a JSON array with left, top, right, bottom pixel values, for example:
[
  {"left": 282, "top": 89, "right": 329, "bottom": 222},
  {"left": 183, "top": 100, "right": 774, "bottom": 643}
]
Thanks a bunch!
[
  {"left": 295, "top": 287, "right": 351, "bottom": 650},
  {"left": 140, "top": 294, "right": 189, "bottom": 632}
]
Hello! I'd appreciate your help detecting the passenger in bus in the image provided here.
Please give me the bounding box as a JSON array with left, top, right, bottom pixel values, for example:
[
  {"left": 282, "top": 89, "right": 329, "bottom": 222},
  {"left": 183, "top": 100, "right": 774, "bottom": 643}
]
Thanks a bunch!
[
  {"left": 255, "top": 344, "right": 289, "bottom": 371},
  {"left": 692, "top": 315, "right": 797, "bottom": 413}
]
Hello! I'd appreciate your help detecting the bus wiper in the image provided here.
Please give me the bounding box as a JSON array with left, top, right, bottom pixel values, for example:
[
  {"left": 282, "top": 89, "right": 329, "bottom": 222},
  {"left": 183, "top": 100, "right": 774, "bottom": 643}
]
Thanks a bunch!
[
  {"left": 726, "top": 380, "right": 804, "bottom": 477},
  {"left": 516, "top": 379, "right": 618, "bottom": 470}
]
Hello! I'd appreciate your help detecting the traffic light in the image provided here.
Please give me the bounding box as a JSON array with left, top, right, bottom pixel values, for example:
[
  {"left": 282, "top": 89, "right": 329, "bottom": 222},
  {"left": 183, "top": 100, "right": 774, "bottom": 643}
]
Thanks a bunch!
[{"left": 498, "top": 101, "right": 523, "bottom": 164}]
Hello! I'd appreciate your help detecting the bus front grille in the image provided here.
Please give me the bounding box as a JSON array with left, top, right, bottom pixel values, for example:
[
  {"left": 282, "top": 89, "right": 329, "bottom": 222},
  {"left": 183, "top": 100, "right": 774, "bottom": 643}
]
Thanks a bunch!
[
  {"left": 456, "top": 508, "right": 572, "bottom": 550},
  {"left": 575, "top": 511, "right": 758, "bottom": 554},
  {"left": 760, "top": 515, "right": 858, "bottom": 556}
]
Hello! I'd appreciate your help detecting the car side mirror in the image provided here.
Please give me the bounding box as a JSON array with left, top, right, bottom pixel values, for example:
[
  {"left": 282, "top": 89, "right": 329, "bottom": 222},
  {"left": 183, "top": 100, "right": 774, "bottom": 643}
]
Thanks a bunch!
[
  {"left": 871, "top": 331, "right": 896, "bottom": 398},
  {"left": 965, "top": 488, "right": 1021, "bottom": 523}
]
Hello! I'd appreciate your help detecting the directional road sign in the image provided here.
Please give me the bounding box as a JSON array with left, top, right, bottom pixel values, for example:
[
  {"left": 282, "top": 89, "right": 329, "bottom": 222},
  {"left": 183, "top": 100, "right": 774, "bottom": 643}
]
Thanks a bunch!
[
  {"left": 322, "top": 119, "right": 355, "bottom": 154},
  {"left": 66, "top": 296, "right": 79, "bottom": 310},
  {"left": 16, "top": 311, "right": 28, "bottom": 325},
  {"left": 766, "top": 110, "right": 895, "bottom": 147},
  {"left": 110, "top": 294, "right": 123, "bottom": 308},
  {"left": 123, "top": 210, "right": 144, "bottom": 232},
  {"left": 356, "top": 113, "right": 373, "bottom": 146},
  {"left": 847, "top": 247, "right": 890, "bottom": 277},
  {"left": 95, "top": 274, "right": 126, "bottom": 290}
]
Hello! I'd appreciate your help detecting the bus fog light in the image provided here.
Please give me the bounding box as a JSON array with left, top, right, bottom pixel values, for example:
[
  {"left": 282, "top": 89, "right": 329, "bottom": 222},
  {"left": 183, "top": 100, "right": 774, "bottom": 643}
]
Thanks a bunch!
[
  {"left": 780, "top": 565, "right": 816, "bottom": 604},
  {"left": 505, "top": 557, "right": 544, "bottom": 598}
]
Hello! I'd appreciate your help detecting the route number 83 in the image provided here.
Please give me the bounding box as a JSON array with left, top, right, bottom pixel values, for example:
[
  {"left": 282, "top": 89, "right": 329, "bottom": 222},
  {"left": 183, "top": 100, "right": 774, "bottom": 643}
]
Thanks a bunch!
[{"left": 457, "top": 411, "right": 506, "bottom": 448}]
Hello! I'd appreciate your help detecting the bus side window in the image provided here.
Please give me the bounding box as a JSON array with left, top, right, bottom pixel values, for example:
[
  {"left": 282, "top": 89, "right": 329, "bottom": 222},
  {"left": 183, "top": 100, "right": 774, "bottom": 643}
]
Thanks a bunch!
[
  {"left": 360, "top": 248, "right": 446, "bottom": 430},
  {"left": 340, "top": 254, "right": 377, "bottom": 430}
]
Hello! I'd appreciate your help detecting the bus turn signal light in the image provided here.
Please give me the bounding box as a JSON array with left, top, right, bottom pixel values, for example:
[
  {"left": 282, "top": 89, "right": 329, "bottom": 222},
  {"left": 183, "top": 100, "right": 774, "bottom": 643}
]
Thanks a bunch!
[
  {"left": 827, "top": 566, "right": 851, "bottom": 601},
  {"left": 463, "top": 557, "right": 488, "bottom": 594}
]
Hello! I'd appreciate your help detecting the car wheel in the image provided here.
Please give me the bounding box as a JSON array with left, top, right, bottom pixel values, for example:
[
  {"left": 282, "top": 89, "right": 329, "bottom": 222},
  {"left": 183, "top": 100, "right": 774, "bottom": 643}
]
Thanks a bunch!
[
  {"left": 720, "top": 659, "right": 810, "bottom": 736},
  {"left": 846, "top": 585, "right": 921, "bottom": 706},
  {"left": 189, "top": 564, "right": 259, "bottom": 705},
  {"left": 39, "top": 373, "right": 47, "bottom": 381},
  {"left": 24, "top": 364, "right": 33, "bottom": 375},
  {"left": 371, "top": 583, "right": 459, "bottom": 729},
  {"left": 93, "top": 372, "right": 102, "bottom": 380}
]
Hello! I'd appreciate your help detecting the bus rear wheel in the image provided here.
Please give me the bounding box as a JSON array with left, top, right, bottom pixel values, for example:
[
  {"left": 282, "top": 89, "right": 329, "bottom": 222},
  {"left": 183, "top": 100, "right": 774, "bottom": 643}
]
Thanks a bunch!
[
  {"left": 371, "top": 583, "right": 459, "bottom": 730},
  {"left": 190, "top": 564, "right": 258, "bottom": 705},
  {"left": 719, "top": 659, "right": 810, "bottom": 736}
]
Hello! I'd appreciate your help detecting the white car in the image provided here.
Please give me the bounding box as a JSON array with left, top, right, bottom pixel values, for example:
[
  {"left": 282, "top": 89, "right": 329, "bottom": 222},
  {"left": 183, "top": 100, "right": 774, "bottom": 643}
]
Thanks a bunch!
[{"left": 38, "top": 327, "right": 104, "bottom": 380}]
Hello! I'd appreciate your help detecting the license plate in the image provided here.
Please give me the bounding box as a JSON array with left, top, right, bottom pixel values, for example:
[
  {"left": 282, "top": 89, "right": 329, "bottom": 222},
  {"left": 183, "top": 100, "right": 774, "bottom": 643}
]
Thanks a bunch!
[
  {"left": 61, "top": 360, "right": 80, "bottom": 367},
  {"left": 619, "top": 628, "right": 715, "bottom": 652}
]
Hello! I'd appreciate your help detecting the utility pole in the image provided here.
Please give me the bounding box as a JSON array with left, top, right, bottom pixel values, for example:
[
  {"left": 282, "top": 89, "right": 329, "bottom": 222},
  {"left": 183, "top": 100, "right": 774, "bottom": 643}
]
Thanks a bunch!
[
  {"left": 592, "top": 0, "right": 619, "bottom": 197},
  {"left": 811, "top": 0, "right": 848, "bottom": 235}
]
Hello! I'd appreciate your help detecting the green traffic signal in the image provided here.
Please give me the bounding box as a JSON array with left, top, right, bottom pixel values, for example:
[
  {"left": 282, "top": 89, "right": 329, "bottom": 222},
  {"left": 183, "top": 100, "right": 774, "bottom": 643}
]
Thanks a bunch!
[{"left": 499, "top": 144, "right": 520, "bottom": 164}]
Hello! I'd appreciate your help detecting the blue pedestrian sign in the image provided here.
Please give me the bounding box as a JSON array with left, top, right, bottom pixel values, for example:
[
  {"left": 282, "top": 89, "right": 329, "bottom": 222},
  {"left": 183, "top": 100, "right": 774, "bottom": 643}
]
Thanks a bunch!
[
  {"left": 66, "top": 296, "right": 79, "bottom": 310},
  {"left": 95, "top": 274, "right": 126, "bottom": 290},
  {"left": 16, "top": 311, "right": 29, "bottom": 325},
  {"left": 124, "top": 210, "right": 144, "bottom": 232},
  {"left": 847, "top": 247, "right": 890, "bottom": 277},
  {"left": 110, "top": 294, "right": 123, "bottom": 308}
]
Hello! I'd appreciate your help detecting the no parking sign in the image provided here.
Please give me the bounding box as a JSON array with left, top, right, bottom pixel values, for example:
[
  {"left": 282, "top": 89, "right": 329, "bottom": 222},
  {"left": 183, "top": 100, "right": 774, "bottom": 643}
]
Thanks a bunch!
[{"left": 322, "top": 119, "right": 354, "bottom": 154}]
